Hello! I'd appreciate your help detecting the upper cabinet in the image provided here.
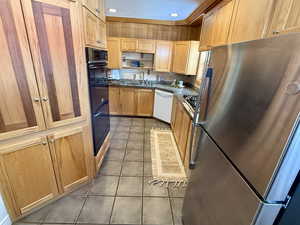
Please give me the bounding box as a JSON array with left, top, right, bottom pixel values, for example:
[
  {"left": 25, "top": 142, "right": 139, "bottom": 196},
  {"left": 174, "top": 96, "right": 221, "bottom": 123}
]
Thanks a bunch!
[
  {"left": 107, "top": 37, "right": 121, "bottom": 69},
  {"left": 199, "top": 0, "right": 235, "bottom": 51},
  {"left": 172, "top": 41, "right": 200, "bottom": 75},
  {"left": 228, "top": 0, "right": 274, "bottom": 43},
  {"left": 267, "top": 0, "right": 300, "bottom": 36},
  {"left": 83, "top": 8, "right": 107, "bottom": 49},
  {"left": 136, "top": 39, "right": 156, "bottom": 53},
  {"left": 121, "top": 38, "right": 137, "bottom": 51},
  {"left": 0, "top": 0, "right": 45, "bottom": 140},
  {"left": 82, "top": 0, "right": 105, "bottom": 22},
  {"left": 155, "top": 41, "right": 173, "bottom": 72},
  {"left": 22, "top": 0, "right": 86, "bottom": 128}
]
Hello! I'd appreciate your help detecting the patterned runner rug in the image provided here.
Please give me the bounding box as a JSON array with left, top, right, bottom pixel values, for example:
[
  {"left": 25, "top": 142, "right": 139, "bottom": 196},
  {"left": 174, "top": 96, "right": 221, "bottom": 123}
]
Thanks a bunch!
[{"left": 149, "top": 128, "right": 187, "bottom": 188}]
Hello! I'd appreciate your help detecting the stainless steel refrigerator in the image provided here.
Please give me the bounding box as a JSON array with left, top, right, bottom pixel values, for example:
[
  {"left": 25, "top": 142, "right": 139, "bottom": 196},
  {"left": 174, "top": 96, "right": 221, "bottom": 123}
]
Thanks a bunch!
[{"left": 183, "top": 33, "right": 300, "bottom": 225}]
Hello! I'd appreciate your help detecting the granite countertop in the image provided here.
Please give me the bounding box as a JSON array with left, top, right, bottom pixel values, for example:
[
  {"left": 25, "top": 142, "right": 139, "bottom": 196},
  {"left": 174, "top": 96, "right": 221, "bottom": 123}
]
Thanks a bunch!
[
  {"left": 109, "top": 80, "right": 198, "bottom": 119},
  {"left": 108, "top": 80, "right": 199, "bottom": 97}
]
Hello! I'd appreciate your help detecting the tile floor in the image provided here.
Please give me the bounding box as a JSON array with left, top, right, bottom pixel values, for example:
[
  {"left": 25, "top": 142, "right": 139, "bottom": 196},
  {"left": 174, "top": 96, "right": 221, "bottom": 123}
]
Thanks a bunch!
[{"left": 17, "top": 117, "right": 186, "bottom": 225}]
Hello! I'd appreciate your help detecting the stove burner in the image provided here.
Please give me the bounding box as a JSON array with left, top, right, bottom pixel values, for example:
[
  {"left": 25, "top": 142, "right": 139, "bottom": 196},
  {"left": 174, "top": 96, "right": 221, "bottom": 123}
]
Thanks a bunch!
[{"left": 183, "top": 95, "right": 198, "bottom": 111}]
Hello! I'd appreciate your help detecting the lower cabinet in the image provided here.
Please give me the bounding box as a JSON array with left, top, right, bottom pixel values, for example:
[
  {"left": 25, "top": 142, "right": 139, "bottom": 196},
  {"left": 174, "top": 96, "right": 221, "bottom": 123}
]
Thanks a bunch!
[
  {"left": 0, "top": 125, "right": 90, "bottom": 219},
  {"left": 109, "top": 87, "right": 154, "bottom": 116},
  {"left": 171, "top": 98, "right": 192, "bottom": 161}
]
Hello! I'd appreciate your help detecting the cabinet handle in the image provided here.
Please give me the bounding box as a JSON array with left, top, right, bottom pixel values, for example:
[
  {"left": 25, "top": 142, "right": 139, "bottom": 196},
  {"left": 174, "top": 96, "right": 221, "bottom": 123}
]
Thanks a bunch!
[
  {"left": 95, "top": 8, "right": 100, "bottom": 13},
  {"left": 42, "top": 97, "right": 48, "bottom": 101},
  {"left": 33, "top": 97, "right": 40, "bottom": 102},
  {"left": 273, "top": 30, "right": 280, "bottom": 35},
  {"left": 42, "top": 141, "right": 47, "bottom": 145},
  {"left": 286, "top": 82, "right": 300, "bottom": 95},
  {"left": 97, "top": 40, "right": 102, "bottom": 44}
]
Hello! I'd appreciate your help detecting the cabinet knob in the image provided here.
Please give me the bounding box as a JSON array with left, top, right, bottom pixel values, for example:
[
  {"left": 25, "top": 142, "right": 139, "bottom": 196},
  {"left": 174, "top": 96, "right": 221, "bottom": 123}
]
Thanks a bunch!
[
  {"left": 42, "top": 141, "right": 47, "bottom": 145},
  {"left": 286, "top": 82, "right": 300, "bottom": 95},
  {"left": 42, "top": 97, "right": 48, "bottom": 101},
  {"left": 97, "top": 40, "right": 102, "bottom": 44},
  {"left": 95, "top": 8, "right": 100, "bottom": 13},
  {"left": 273, "top": 30, "right": 280, "bottom": 35},
  {"left": 33, "top": 97, "right": 40, "bottom": 102}
]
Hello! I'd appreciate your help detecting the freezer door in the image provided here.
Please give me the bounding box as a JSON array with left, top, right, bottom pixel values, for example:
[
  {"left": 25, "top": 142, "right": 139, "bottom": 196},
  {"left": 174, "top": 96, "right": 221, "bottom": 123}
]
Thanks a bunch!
[
  {"left": 198, "top": 33, "right": 300, "bottom": 200},
  {"left": 183, "top": 130, "right": 281, "bottom": 225}
]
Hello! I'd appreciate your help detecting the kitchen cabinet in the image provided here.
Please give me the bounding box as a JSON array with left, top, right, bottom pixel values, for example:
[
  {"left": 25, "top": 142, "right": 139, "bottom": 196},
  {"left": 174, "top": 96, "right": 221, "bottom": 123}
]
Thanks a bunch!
[
  {"left": 121, "top": 38, "right": 137, "bottom": 52},
  {"left": 83, "top": 8, "right": 107, "bottom": 49},
  {"left": 22, "top": 0, "right": 86, "bottom": 129},
  {"left": 173, "top": 104, "right": 183, "bottom": 144},
  {"left": 109, "top": 87, "right": 121, "bottom": 115},
  {"left": 178, "top": 108, "right": 192, "bottom": 160},
  {"left": 172, "top": 41, "right": 200, "bottom": 75},
  {"left": 171, "top": 97, "right": 178, "bottom": 129},
  {"left": 120, "top": 88, "right": 136, "bottom": 116},
  {"left": 82, "top": 0, "right": 105, "bottom": 22},
  {"left": 155, "top": 41, "right": 173, "bottom": 72},
  {"left": 137, "top": 39, "right": 156, "bottom": 53},
  {"left": 48, "top": 127, "right": 89, "bottom": 193},
  {"left": 107, "top": 37, "right": 121, "bottom": 69},
  {"left": 199, "top": 0, "right": 235, "bottom": 50},
  {"left": 135, "top": 89, "right": 154, "bottom": 116},
  {"left": 229, "top": 0, "right": 274, "bottom": 43},
  {"left": 0, "top": 0, "right": 45, "bottom": 140},
  {"left": 0, "top": 136, "right": 59, "bottom": 216},
  {"left": 267, "top": 0, "right": 300, "bottom": 36}
]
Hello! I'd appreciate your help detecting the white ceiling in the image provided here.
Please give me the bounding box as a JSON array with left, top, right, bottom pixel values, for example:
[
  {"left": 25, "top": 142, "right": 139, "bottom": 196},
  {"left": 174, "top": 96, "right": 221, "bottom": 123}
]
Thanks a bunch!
[{"left": 105, "top": 0, "right": 206, "bottom": 21}]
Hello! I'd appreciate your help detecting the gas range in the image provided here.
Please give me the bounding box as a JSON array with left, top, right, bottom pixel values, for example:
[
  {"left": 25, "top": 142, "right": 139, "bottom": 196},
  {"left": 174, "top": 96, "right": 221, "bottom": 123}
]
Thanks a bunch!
[{"left": 183, "top": 95, "right": 198, "bottom": 112}]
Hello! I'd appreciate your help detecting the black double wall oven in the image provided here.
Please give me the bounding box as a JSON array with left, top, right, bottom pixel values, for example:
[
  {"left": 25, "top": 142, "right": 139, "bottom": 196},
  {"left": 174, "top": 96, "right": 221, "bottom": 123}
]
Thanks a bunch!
[{"left": 86, "top": 48, "right": 110, "bottom": 155}]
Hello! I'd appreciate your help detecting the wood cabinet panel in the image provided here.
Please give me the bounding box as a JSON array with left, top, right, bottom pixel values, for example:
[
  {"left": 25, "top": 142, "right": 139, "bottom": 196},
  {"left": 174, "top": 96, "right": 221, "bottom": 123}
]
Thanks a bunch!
[
  {"left": 0, "top": 137, "right": 58, "bottom": 216},
  {"left": 109, "top": 87, "right": 121, "bottom": 115},
  {"left": 49, "top": 127, "right": 88, "bottom": 193},
  {"left": 120, "top": 88, "right": 136, "bottom": 115},
  {"left": 137, "top": 39, "right": 156, "bottom": 53},
  {"left": 135, "top": 89, "right": 154, "bottom": 116},
  {"left": 82, "top": 0, "right": 105, "bottom": 22},
  {"left": 155, "top": 41, "right": 173, "bottom": 72},
  {"left": 199, "top": 10, "right": 216, "bottom": 50},
  {"left": 178, "top": 110, "right": 191, "bottom": 160},
  {"left": 107, "top": 37, "right": 121, "bottom": 69},
  {"left": 267, "top": 0, "right": 300, "bottom": 36},
  {"left": 173, "top": 104, "right": 183, "bottom": 144},
  {"left": 0, "top": 0, "right": 45, "bottom": 140},
  {"left": 171, "top": 97, "right": 178, "bottom": 130},
  {"left": 121, "top": 38, "right": 137, "bottom": 51},
  {"left": 22, "top": 0, "right": 85, "bottom": 129},
  {"left": 229, "top": 0, "right": 273, "bottom": 43},
  {"left": 97, "top": 19, "right": 107, "bottom": 49}
]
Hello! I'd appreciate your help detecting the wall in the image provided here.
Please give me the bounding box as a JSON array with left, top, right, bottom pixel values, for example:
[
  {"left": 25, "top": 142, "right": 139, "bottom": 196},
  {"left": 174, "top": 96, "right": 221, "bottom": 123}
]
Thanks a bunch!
[
  {"left": 107, "top": 21, "right": 201, "bottom": 41},
  {"left": 0, "top": 195, "right": 11, "bottom": 225}
]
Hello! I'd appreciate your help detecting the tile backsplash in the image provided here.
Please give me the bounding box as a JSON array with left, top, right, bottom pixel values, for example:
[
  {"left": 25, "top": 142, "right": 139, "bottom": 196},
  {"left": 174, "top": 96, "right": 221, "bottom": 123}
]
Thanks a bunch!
[{"left": 108, "top": 69, "right": 197, "bottom": 87}]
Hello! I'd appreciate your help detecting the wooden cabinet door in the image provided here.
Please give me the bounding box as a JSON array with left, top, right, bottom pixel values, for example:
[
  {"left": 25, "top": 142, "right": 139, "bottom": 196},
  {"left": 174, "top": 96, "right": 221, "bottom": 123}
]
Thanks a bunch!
[
  {"left": 267, "top": 0, "right": 300, "bottom": 36},
  {"left": 178, "top": 111, "right": 191, "bottom": 160},
  {"left": 109, "top": 87, "right": 121, "bottom": 115},
  {"left": 0, "top": 0, "right": 45, "bottom": 140},
  {"left": 199, "top": 10, "right": 216, "bottom": 50},
  {"left": 137, "top": 39, "right": 156, "bottom": 53},
  {"left": 83, "top": 7, "right": 98, "bottom": 47},
  {"left": 120, "top": 88, "right": 136, "bottom": 115},
  {"left": 173, "top": 104, "right": 183, "bottom": 144},
  {"left": 229, "top": 0, "right": 273, "bottom": 43},
  {"left": 97, "top": 18, "right": 107, "bottom": 49},
  {"left": 121, "top": 38, "right": 137, "bottom": 52},
  {"left": 155, "top": 41, "right": 173, "bottom": 72},
  {"left": 98, "top": 0, "right": 106, "bottom": 22},
  {"left": 49, "top": 127, "right": 88, "bottom": 193},
  {"left": 171, "top": 97, "right": 178, "bottom": 129},
  {"left": 107, "top": 38, "right": 121, "bottom": 69},
  {"left": 136, "top": 89, "right": 154, "bottom": 116},
  {"left": 82, "top": 0, "right": 105, "bottom": 22},
  {"left": 213, "top": 0, "right": 235, "bottom": 47},
  {"left": 172, "top": 41, "right": 189, "bottom": 74},
  {"left": 22, "top": 0, "right": 85, "bottom": 129},
  {"left": 0, "top": 136, "right": 58, "bottom": 216}
]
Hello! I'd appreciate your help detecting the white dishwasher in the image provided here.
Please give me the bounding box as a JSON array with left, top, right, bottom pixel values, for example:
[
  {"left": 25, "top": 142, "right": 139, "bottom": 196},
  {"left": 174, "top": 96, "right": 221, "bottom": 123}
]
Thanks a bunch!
[{"left": 153, "top": 89, "right": 174, "bottom": 123}]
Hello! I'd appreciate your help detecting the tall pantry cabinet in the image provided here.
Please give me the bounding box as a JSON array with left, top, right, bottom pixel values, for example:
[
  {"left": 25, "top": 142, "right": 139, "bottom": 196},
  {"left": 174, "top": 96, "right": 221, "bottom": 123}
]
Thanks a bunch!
[{"left": 0, "top": 0, "right": 94, "bottom": 220}]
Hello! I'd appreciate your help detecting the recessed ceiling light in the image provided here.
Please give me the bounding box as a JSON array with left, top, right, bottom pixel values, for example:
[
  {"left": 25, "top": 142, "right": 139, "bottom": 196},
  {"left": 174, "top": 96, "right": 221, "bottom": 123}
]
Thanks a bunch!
[
  {"left": 170, "top": 12, "right": 179, "bottom": 17},
  {"left": 109, "top": 8, "right": 117, "bottom": 13}
]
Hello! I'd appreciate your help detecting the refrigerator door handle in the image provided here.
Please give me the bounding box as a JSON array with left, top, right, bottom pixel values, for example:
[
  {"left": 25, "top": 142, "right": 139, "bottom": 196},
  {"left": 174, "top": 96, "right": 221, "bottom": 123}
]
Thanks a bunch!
[{"left": 189, "top": 68, "right": 214, "bottom": 169}]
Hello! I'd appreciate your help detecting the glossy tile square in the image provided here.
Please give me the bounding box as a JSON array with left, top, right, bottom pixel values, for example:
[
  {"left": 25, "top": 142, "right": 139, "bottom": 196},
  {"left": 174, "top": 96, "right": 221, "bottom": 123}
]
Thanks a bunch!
[
  {"left": 121, "top": 161, "right": 143, "bottom": 177},
  {"left": 127, "top": 140, "right": 144, "bottom": 151},
  {"left": 112, "top": 131, "right": 129, "bottom": 140},
  {"left": 143, "top": 162, "right": 153, "bottom": 177},
  {"left": 99, "top": 160, "right": 122, "bottom": 176},
  {"left": 130, "top": 126, "right": 145, "bottom": 133},
  {"left": 105, "top": 148, "right": 126, "bottom": 161},
  {"left": 117, "top": 177, "right": 143, "bottom": 196},
  {"left": 110, "top": 197, "right": 142, "bottom": 224},
  {"left": 124, "top": 149, "right": 143, "bottom": 162},
  {"left": 89, "top": 176, "right": 119, "bottom": 196},
  {"left": 110, "top": 139, "right": 127, "bottom": 149},
  {"left": 170, "top": 198, "right": 184, "bottom": 225}
]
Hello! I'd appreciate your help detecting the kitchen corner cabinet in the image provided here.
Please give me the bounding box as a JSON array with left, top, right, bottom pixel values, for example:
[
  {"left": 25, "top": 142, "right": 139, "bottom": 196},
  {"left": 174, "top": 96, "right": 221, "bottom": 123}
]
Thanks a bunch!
[
  {"left": 267, "top": 0, "right": 300, "bottom": 37},
  {"left": 107, "top": 37, "right": 121, "bottom": 69},
  {"left": 0, "top": 0, "right": 45, "bottom": 140},
  {"left": 82, "top": 0, "right": 105, "bottom": 22},
  {"left": 121, "top": 38, "right": 137, "bottom": 52},
  {"left": 135, "top": 89, "right": 154, "bottom": 116},
  {"left": 155, "top": 41, "right": 173, "bottom": 72},
  {"left": 137, "top": 39, "right": 156, "bottom": 53},
  {"left": 0, "top": 137, "right": 59, "bottom": 216},
  {"left": 21, "top": 0, "right": 86, "bottom": 128},
  {"left": 83, "top": 7, "right": 107, "bottom": 49},
  {"left": 172, "top": 41, "right": 200, "bottom": 75},
  {"left": 228, "top": 0, "right": 274, "bottom": 43},
  {"left": 48, "top": 127, "right": 89, "bottom": 193}
]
